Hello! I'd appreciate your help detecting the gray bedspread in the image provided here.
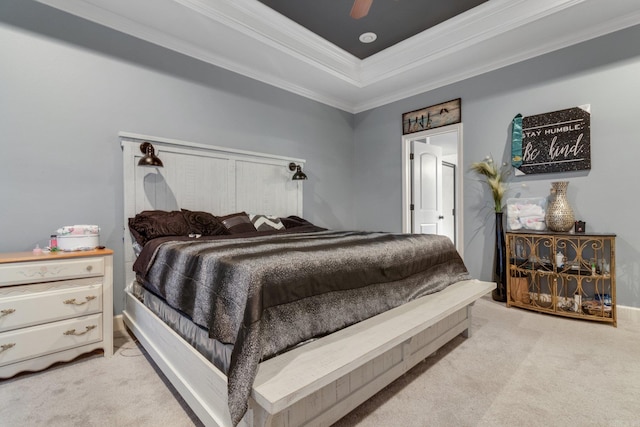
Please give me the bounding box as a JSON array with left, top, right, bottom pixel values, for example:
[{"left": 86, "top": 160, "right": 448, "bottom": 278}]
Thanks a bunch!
[{"left": 134, "top": 230, "right": 469, "bottom": 425}]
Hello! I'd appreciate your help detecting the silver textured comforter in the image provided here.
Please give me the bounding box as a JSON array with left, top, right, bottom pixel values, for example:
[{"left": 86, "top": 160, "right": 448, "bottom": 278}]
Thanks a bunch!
[{"left": 134, "top": 229, "right": 469, "bottom": 425}]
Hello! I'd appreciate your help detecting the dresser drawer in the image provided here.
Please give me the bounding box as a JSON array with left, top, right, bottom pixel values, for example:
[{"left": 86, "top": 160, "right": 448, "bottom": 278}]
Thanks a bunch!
[
  {"left": 0, "top": 257, "right": 104, "bottom": 286},
  {"left": 0, "top": 313, "right": 102, "bottom": 367},
  {"left": 0, "top": 277, "right": 103, "bottom": 333}
]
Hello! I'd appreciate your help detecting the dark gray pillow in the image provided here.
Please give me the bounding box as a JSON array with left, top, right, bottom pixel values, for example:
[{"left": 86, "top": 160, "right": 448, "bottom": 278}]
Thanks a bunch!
[
  {"left": 217, "top": 212, "right": 257, "bottom": 234},
  {"left": 280, "top": 215, "right": 315, "bottom": 229},
  {"left": 181, "top": 209, "right": 228, "bottom": 236},
  {"left": 128, "top": 210, "right": 191, "bottom": 246}
]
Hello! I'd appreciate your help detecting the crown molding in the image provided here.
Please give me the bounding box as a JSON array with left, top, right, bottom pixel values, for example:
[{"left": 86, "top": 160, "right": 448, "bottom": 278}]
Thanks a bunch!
[
  {"left": 359, "top": 0, "right": 582, "bottom": 84},
  {"left": 174, "top": 0, "right": 362, "bottom": 85},
  {"left": 353, "top": 0, "right": 640, "bottom": 112},
  {"left": 36, "top": 0, "right": 640, "bottom": 113}
]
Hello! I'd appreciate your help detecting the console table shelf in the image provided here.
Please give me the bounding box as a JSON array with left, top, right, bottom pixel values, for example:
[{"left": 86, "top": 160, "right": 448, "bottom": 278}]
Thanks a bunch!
[{"left": 506, "top": 231, "right": 616, "bottom": 326}]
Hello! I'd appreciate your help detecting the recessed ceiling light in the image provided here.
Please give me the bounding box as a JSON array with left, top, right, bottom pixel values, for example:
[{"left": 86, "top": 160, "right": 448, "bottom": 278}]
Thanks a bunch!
[{"left": 359, "top": 32, "right": 377, "bottom": 44}]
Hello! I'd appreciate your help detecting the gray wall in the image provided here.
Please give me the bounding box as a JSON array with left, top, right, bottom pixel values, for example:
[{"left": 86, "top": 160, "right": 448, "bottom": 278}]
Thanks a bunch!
[
  {"left": 354, "top": 24, "right": 640, "bottom": 307},
  {"left": 3, "top": 1, "right": 639, "bottom": 310},
  {"left": 0, "top": 1, "right": 354, "bottom": 314}
]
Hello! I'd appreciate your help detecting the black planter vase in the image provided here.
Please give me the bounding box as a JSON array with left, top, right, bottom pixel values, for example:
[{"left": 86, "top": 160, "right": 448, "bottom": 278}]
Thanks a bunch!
[{"left": 492, "top": 212, "right": 507, "bottom": 302}]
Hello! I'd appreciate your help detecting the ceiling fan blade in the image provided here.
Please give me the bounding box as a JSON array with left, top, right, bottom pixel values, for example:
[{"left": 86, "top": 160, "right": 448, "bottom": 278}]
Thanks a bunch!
[{"left": 350, "top": 0, "right": 373, "bottom": 20}]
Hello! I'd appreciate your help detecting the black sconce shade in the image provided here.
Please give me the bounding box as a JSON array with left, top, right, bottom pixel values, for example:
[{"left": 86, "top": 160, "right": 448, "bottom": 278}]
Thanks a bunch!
[
  {"left": 288, "top": 162, "right": 307, "bottom": 180},
  {"left": 138, "top": 142, "right": 164, "bottom": 167}
]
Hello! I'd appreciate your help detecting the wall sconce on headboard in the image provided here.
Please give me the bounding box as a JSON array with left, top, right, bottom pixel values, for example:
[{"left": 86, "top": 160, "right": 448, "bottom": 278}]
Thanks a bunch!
[
  {"left": 288, "top": 163, "right": 307, "bottom": 181},
  {"left": 138, "top": 142, "right": 164, "bottom": 168}
]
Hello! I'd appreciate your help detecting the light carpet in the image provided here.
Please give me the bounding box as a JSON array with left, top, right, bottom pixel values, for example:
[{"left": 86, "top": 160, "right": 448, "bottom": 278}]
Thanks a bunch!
[{"left": 1, "top": 296, "right": 638, "bottom": 426}]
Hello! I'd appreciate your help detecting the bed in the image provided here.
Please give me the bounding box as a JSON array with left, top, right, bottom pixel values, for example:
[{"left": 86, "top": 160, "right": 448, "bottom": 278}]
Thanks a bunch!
[{"left": 120, "top": 132, "right": 494, "bottom": 427}]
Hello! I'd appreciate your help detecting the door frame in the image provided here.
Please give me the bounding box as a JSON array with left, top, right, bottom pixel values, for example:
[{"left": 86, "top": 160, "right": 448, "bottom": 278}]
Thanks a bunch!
[
  {"left": 401, "top": 123, "right": 464, "bottom": 257},
  {"left": 441, "top": 160, "right": 456, "bottom": 246}
]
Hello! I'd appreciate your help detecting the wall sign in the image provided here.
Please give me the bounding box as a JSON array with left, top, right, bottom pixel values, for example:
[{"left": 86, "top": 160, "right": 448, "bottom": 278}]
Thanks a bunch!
[
  {"left": 402, "top": 98, "right": 461, "bottom": 135},
  {"left": 512, "top": 105, "right": 591, "bottom": 175}
]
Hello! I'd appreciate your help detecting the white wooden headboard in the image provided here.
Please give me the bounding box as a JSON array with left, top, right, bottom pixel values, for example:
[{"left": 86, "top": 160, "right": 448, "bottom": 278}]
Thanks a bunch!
[{"left": 120, "top": 131, "right": 305, "bottom": 285}]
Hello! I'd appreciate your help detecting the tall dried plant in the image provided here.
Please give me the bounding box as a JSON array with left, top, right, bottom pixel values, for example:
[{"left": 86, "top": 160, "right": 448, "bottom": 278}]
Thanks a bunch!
[{"left": 470, "top": 156, "right": 509, "bottom": 213}]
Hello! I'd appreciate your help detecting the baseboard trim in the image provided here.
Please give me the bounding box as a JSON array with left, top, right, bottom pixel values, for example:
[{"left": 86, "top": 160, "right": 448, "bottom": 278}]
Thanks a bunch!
[
  {"left": 113, "top": 314, "right": 126, "bottom": 334},
  {"left": 617, "top": 305, "right": 640, "bottom": 324}
]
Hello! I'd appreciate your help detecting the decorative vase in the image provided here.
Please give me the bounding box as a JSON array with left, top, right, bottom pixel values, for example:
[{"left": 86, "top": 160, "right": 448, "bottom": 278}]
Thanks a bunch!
[
  {"left": 492, "top": 212, "right": 507, "bottom": 302},
  {"left": 546, "top": 181, "right": 575, "bottom": 232}
]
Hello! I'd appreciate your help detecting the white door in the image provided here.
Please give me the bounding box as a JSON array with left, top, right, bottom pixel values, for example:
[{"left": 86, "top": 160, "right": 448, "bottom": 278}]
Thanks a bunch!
[{"left": 411, "top": 142, "right": 443, "bottom": 235}]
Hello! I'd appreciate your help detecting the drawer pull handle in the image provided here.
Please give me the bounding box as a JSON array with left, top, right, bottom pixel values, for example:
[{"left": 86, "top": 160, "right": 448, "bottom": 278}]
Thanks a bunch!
[
  {"left": 0, "top": 309, "right": 16, "bottom": 318},
  {"left": 0, "top": 343, "right": 16, "bottom": 353},
  {"left": 63, "top": 325, "right": 97, "bottom": 336},
  {"left": 86, "top": 265, "right": 93, "bottom": 272},
  {"left": 63, "top": 296, "right": 97, "bottom": 306}
]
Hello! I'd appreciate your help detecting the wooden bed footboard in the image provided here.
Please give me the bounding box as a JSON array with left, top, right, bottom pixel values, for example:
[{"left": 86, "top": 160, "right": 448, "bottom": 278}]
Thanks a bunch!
[{"left": 123, "top": 279, "right": 493, "bottom": 427}]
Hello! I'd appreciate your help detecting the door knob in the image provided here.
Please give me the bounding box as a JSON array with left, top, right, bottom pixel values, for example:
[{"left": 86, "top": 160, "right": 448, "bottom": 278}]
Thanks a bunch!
[{"left": 438, "top": 215, "right": 444, "bottom": 219}]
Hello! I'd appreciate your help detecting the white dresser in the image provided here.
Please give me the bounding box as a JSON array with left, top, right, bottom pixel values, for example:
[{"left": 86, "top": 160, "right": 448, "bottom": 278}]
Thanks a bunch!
[{"left": 0, "top": 249, "right": 113, "bottom": 378}]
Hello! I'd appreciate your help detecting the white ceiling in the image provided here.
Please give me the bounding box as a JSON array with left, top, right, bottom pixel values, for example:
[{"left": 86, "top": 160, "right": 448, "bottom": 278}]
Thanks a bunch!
[{"left": 36, "top": 0, "right": 640, "bottom": 113}]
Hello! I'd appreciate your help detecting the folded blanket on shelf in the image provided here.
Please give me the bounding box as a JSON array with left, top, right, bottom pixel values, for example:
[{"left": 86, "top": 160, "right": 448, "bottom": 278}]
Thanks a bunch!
[{"left": 507, "top": 198, "right": 546, "bottom": 230}]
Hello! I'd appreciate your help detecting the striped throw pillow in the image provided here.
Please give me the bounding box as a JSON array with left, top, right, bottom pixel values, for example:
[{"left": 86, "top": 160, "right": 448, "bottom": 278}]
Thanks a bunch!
[{"left": 249, "top": 214, "right": 285, "bottom": 232}]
